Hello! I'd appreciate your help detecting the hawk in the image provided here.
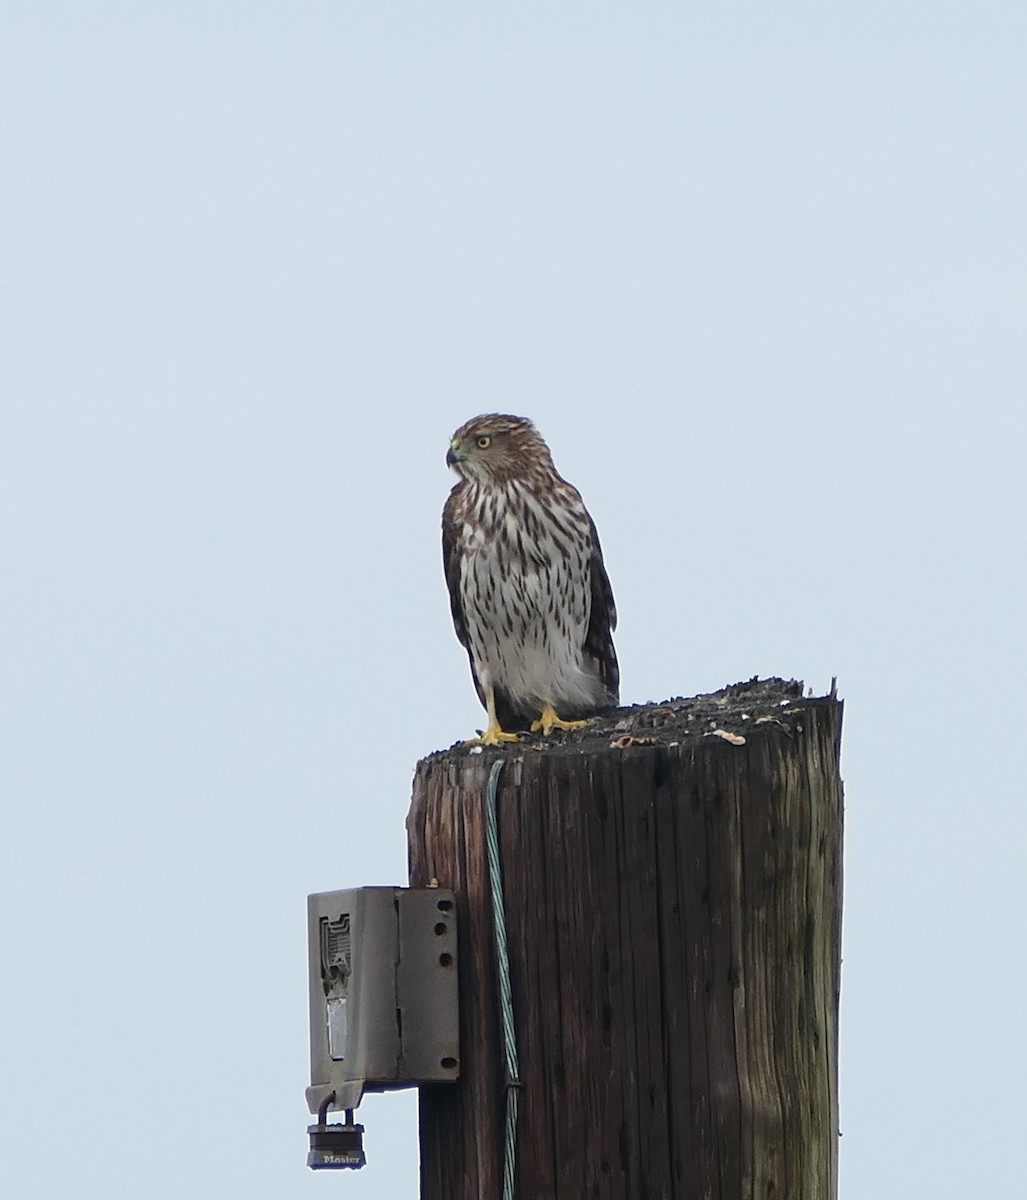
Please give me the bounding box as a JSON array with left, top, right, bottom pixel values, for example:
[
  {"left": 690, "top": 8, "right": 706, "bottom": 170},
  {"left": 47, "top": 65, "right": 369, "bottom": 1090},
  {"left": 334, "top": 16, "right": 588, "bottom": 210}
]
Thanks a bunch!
[{"left": 443, "top": 413, "right": 619, "bottom": 745}]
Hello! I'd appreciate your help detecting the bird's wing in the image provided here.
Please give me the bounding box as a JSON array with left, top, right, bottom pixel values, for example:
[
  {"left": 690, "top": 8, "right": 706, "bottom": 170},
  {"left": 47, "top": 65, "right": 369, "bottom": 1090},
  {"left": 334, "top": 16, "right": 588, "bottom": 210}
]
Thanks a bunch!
[
  {"left": 584, "top": 514, "right": 620, "bottom": 705},
  {"left": 442, "top": 485, "right": 487, "bottom": 710}
]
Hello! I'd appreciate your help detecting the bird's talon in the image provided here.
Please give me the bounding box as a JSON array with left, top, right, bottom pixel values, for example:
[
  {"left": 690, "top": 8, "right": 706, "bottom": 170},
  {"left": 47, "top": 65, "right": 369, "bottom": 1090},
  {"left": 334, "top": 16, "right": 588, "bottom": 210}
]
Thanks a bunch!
[
  {"left": 467, "top": 726, "right": 520, "bottom": 747},
  {"left": 531, "top": 705, "right": 590, "bottom": 736}
]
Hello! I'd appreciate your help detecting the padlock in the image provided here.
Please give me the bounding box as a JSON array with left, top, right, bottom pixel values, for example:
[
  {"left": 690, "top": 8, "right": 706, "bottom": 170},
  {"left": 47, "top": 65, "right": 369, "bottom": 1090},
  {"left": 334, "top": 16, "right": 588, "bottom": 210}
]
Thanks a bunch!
[{"left": 307, "top": 1096, "right": 366, "bottom": 1170}]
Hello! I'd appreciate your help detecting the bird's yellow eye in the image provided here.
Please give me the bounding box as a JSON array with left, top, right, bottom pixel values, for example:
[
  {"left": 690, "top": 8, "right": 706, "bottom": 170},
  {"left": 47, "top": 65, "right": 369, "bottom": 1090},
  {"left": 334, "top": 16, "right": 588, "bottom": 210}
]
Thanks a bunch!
[{"left": 476, "top": 435, "right": 492, "bottom": 449}]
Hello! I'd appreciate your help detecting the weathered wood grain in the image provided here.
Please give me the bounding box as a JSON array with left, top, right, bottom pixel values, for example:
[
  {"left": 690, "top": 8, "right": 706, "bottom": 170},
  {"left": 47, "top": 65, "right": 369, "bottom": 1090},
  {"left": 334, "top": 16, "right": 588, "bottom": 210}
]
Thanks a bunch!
[{"left": 408, "top": 678, "right": 843, "bottom": 1200}]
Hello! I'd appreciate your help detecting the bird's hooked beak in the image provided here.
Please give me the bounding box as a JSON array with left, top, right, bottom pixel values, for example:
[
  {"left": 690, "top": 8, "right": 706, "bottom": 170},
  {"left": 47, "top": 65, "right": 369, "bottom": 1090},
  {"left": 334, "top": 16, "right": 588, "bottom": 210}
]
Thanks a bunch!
[{"left": 446, "top": 440, "right": 463, "bottom": 469}]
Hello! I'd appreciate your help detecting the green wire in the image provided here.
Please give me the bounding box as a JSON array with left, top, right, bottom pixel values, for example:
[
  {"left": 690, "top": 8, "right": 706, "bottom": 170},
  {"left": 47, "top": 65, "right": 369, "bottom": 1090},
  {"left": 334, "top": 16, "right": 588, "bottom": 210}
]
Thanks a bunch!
[{"left": 485, "top": 758, "right": 519, "bottom": 1200}]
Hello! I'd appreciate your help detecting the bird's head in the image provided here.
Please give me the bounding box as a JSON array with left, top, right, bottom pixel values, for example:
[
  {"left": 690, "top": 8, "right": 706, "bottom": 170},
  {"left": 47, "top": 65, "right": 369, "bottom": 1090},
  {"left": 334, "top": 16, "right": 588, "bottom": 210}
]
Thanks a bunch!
[{"left": 447, "top": 414, "right": 553, "bottom": 487}]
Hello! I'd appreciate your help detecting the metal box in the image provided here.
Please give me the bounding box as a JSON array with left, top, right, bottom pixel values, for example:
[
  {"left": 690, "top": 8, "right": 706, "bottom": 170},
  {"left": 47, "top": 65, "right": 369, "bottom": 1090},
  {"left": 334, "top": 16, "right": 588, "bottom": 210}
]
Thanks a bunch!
[{"left": 305, "top": 886, "right": 459, "bottom": 1114}]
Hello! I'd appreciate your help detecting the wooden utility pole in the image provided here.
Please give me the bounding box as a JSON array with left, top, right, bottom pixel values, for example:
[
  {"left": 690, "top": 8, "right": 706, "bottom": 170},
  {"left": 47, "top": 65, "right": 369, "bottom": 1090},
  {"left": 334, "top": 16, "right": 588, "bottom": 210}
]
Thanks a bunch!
[{"left": 407, "top": 677, "right": 843, "bottom": 1200}]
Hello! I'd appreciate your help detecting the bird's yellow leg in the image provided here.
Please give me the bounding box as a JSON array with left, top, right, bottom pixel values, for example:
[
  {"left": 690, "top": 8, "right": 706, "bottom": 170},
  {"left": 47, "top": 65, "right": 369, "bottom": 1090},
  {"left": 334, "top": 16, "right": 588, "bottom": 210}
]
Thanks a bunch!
[
  {"left": 531, "top": 703, "right": 589, "bottom": 736},
  {"left": 470, "top": 721, "right": 520, "bottom": 747},
  {"left": 465, "top": 684, "right": 520, "bottom": 746}
]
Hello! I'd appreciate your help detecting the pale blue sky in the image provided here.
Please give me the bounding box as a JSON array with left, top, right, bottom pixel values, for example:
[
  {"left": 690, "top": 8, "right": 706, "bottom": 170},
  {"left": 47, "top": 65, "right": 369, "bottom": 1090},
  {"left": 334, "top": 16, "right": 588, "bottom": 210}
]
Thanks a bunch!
[{"left": 3, "top": 5, "right": 1025, "bottom": 1197}]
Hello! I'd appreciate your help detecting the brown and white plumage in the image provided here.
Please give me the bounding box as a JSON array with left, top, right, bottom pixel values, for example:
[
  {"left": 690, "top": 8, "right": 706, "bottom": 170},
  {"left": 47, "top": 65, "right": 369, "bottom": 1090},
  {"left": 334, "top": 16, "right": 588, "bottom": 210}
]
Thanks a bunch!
[{"left": 443, "top": 413, "right": 618, "bottom": 744}]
